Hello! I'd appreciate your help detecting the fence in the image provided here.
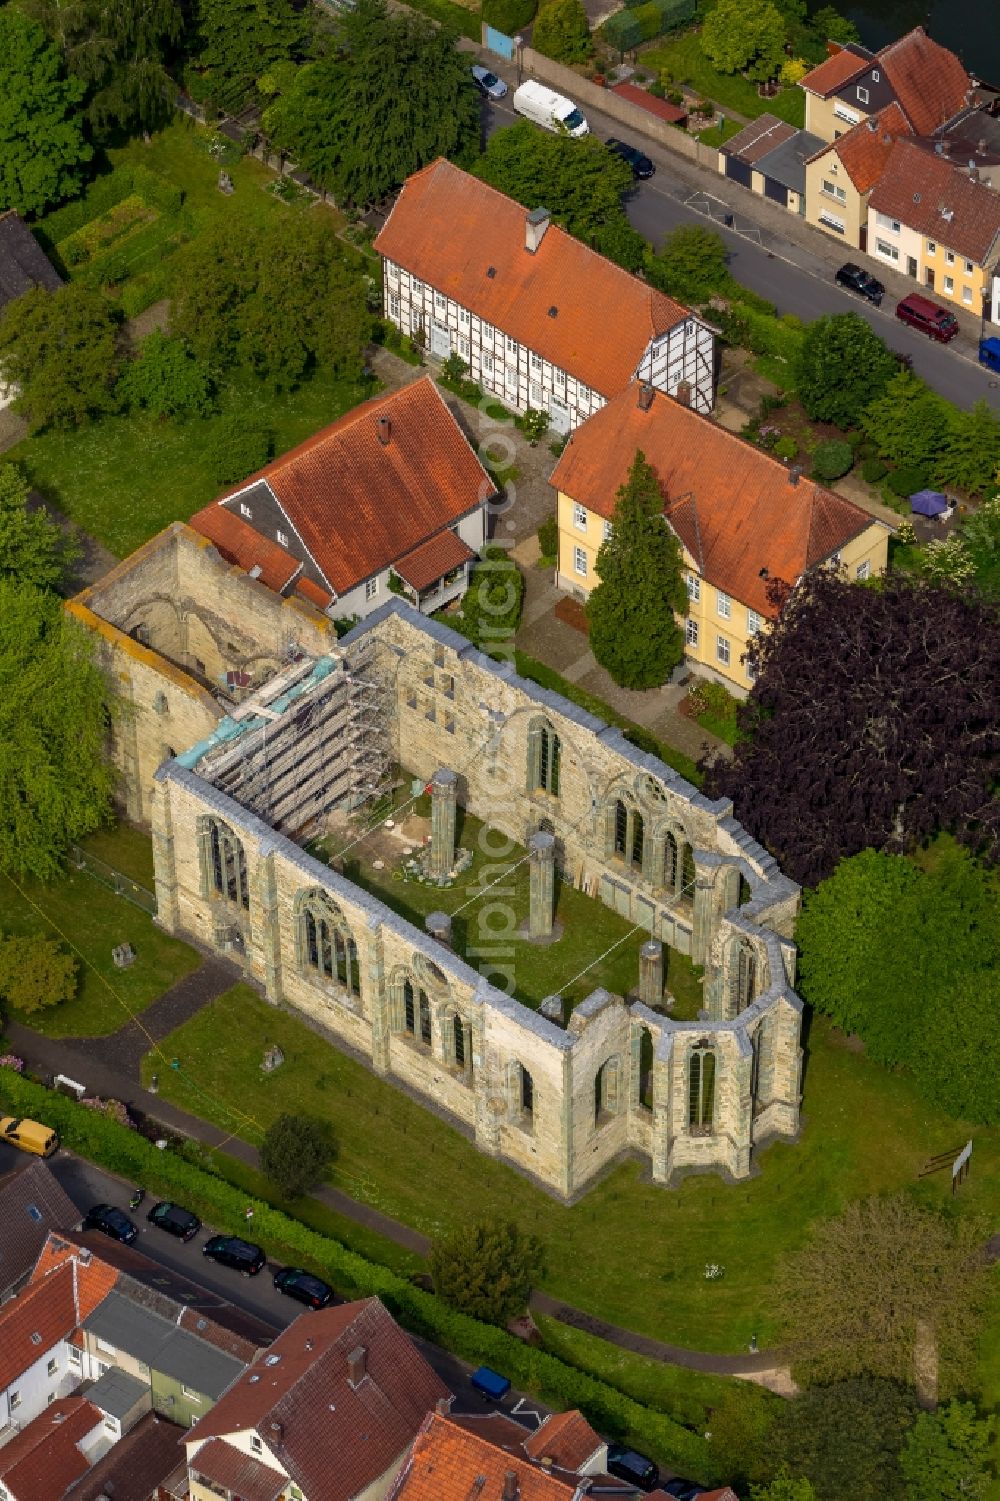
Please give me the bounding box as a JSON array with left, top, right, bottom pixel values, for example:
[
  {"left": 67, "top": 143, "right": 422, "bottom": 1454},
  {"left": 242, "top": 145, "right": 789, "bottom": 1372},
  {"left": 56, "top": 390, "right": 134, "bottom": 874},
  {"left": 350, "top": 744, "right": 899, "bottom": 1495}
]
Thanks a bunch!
[{"left": 69, "top": 846, "right": 157, "bottom": 915}]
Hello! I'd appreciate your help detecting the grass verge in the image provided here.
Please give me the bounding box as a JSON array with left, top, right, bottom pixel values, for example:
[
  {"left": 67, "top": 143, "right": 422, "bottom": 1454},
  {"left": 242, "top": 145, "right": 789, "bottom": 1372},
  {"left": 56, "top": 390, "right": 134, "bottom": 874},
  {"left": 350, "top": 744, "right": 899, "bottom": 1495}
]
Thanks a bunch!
[{"left": 642, "top": 32, "right": 805, "bottom": 126}]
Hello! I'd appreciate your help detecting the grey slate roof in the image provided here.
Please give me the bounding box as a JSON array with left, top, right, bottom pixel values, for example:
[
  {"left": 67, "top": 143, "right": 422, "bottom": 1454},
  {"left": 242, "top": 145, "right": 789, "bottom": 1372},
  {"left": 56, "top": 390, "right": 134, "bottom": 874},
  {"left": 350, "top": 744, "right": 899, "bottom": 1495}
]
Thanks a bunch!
[
  {"left": 0, "top": 1159, "right": 79, "bottom": 1297},
  {"left": 753, "top": 129, "right": 827, "bottom": 194},
  {"left": 85, "top": 1365, "right": 148, "bottom": 1420},
  {"left": 0, "top": 212, "right": 61, "bottom": 311},
  {"left": 84, "top": 1291, "right": 246, "bottom": 1398}
]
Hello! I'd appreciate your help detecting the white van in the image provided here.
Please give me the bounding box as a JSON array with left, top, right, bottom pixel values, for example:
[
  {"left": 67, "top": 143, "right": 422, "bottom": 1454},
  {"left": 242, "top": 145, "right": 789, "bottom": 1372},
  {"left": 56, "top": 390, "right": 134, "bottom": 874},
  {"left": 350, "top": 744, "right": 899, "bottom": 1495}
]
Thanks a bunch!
[{"left": 512, "top": 80, "right": 589, "bottom": 137}]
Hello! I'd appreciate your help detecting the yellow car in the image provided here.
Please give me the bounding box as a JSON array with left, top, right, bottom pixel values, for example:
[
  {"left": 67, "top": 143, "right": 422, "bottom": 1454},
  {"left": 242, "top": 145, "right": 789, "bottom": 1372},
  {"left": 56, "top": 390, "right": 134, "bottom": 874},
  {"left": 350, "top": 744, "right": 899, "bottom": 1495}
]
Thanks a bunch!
[{"left": 0, "top": 1115, "right": 59, "bottom": 1158}]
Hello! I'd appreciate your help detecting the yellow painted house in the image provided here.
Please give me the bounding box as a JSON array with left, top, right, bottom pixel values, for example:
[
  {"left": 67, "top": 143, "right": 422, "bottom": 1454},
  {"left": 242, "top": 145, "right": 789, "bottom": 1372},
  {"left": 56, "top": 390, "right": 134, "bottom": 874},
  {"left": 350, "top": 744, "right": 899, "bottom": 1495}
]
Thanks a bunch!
[{"left": 551, "top": 384, "right": 890, "bottom": 695}]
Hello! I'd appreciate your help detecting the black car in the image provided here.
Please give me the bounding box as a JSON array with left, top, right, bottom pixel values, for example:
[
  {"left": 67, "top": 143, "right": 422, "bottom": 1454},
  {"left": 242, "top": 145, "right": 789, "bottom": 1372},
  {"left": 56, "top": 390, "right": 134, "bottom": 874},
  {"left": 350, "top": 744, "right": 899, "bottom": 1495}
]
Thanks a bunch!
[
  {"left": 202, "top": 1234, "right": 266, "bottom": 1276},
  {"left": 83, "top": 1203, "right": 138, "bottom": 1244},
  {"left": 606, "top": 1444, "right": 659, "bottom": 1491},
  {"left": 147, "top": 1201, "right": 201, "bottom": 1243},
  {"left": 662, "top": 1483, "right": 703, "bottom": 1501},
  {"left": 606, "top": 137, "right": 655, "bottom": 180},
  {"left": 835, "top": 262, "right": 885, "bottom": 305},
  {"left": 273, "top": 1266, "right": 334, "bottom": 1310}
]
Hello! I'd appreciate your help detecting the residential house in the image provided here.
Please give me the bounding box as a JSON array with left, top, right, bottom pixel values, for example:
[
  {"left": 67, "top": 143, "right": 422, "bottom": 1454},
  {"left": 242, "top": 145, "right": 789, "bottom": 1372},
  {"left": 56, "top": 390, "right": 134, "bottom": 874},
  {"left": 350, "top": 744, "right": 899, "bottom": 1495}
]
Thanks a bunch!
[
  {"left": 0, "top": 1397, "right": 104, "bottom": 1501},
  {"left": 0, "top": 212, "right": 61, "bottom": 411},
  {"left": 550, "top": 383, "right": 889, "bottom": 693},
  {"left": 804, "top": 102, "right": 912, "bottom": 247},
  {"left": 0, "top": 1160, "right": 79, "bottom": 1304},
  {"left": 189, "top": 377, "right": 494, "bottom": 622},
  {"left": 799, "top": 27, "right": 972, "bottom": 147},
  {"left": 718, "top": 113, "right": 825, "bottom": 216},
  {"left": 184, "top": 1297, "right": 450, "bottom": 1501},
  {"left": 373, "top": 158, "right": 716, "bottom": 429},
  {"left": 61, "top": 1411, "right": 187, "bottom": 1501},
  {"left": 866, "top": 138, "right": 1000, "bottom": 312}
]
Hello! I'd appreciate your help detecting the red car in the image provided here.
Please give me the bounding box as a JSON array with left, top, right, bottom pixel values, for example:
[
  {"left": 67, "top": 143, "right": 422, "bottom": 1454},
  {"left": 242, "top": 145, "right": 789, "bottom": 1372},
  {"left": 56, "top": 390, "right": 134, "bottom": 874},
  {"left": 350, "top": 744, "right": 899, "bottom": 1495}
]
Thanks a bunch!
[{"left": 895, "top": 292, "right": 959, "bottom": 342}]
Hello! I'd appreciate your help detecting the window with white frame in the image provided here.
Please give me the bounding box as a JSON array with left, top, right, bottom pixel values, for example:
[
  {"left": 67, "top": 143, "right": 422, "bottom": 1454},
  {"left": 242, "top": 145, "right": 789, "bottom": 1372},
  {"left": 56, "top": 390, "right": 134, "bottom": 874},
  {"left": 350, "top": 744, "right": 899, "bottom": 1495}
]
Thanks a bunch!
[
  {"left": 386, "top": 261, "right": 398, "bottom": 282},
  {"left": 481, "top": 321, "right": 494, "bottom": 340},
  {"left": 944, "top": 275, "right": 954, "bottom": 293},
  {"left": 573, "top": 503, "right": 587, "bottom": 531},
  {"left": 963, "top": 286, "right": 973, "bottom": 304},
  {"left": 716, "top": 589, "right": 731, "bottom": 619},
  {"left": 482, "top": 351, "right": 494, "bottom": 374},
  {"left": 927, "top": 239, "right": 936, "bottom": 254},
  {"left": 822, "top": 179, "right": 847, "bottom": 203},
  {"left": 47, "top": 1358, "right": 57, "bottom": 1376},
  {"left": 944, "top": 250, "right": 955, "bottom": 265},
  {"left": 573, "top": 547, "right": 587, "bottom": 577},
  {"left": 553, "top": 368, "right": 566, "bottom": 389},
  {"left": 602, "top": 519, "right": 613, "bottom": 541},
  {"left": 717, "top": 635, "right": 731, "bottom": 666},
  {"left": 876, "top": 239, "right": 899, "bottom": 262},
  {"left": 875, "top": 212, "right": 900, "bottom": 234},
  {"left": 458, "top": 307, "right": 469, "bottom": 325},
  {"left": 746, "top": 657, "right": 757, "bottom": 683},
  {"left": 686, "top": 573, "right": 700, "bottom": 602},
  {"left": 747, "top": 608, "right": 763, "bottom": 635},
  {"left": 9, "top": 1392, "right": 20, "bottom": 1410},
  {"left": 96, "top": 1338, "right": 116, "bottom": 1355},
  {"left": 529, "top": 382, "right": 542, "bottom": 406},
  {"left": 686, "top": 618, "right": 699, "bottom": 647},
  {"left": 181, "top": 1386, "right": 202, "bottom": 1402},
  {"left": 964, "top": 259, "right": 974, "bottom": 274},
  {"left": 857, "top": 85, "right": 869, "bottom": 103},
  {"left": 579, "top": 384, "right": 590, "bottom": 403},
  {"left": 251, "top": 1435, "right": 263, "bottom": 1456},
  {"left": 819, "top": 212, "right": 846, "bottom": 233},
  {"left": 434, "top": 291, "right": 446, "bottom": 311},
  {"left": 240, "top": 502, "right": 252, "bottom": 518},
  {"left": 411, "top": 278, "right": 423, "bottom": 295},
  {"left": 856, "top": 559, "right": 870, "bottom": 579},
  {"left": 276, "top": 529, "right": 289, "bottom": 547},
  {"left": 829, "top": 550, "right": 842, "bottom": 567},
  {"left": 388, "top": 293, "right": 400, "bottom": 320},
  {"left": 458, "top": 334, "right": 469, "bottom": 359},
  {"left": 68, "top": 1347, "right": 81, "bottom": 1366},
  {"left": 871, "top": 68, "right": 880, "bottom": 80},
  {"left": 506, "top": 336, "right": 518, "bottom": 356},
  {"left": 365, "top": 577, "right": 379, "bottom": 601},
  {"left": 530, "top": 351, "right": 542, "bottom": 371},
  {"left": 833, "top": 103, "right": 861, "bottom": 124}
]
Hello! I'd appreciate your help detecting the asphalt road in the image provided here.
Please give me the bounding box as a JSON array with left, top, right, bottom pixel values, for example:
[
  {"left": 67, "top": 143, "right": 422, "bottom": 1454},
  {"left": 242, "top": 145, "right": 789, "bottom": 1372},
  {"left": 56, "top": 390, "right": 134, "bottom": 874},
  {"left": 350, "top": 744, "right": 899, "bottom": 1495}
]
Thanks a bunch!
[
  {"left": 482, "top": 95, "right": 1000, "bottom": 414},
  {"left": 1, "top": 1141, "right": 550, "bottom": 1429}
]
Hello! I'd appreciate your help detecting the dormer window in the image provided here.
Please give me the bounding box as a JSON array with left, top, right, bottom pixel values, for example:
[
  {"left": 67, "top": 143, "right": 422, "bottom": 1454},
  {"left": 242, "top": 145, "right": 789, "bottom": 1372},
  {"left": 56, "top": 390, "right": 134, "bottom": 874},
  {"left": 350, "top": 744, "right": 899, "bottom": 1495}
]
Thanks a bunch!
[
  {"left": 871, "top": 69, "right": 880, "bottom": 81},
  {"left": 277, "top": 529, "right": 289, "bottom": 547},
  {"left": 240, "top": 502, "right": 252, "bottom": 518}
]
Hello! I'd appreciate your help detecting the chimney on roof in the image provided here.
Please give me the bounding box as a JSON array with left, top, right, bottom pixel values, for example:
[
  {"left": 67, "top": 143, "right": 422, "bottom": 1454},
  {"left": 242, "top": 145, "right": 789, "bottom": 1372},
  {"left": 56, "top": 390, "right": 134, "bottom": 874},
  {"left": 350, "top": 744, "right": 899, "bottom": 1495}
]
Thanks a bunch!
[
  {"left": 270, "top": 1422, "right": 283, "bottom": 1445},
  {"left": 674, "top": 379, "right": 692, "bottom": 408},
  {"left": 525, "top": 206, "right": 550, "bottom": 254},
  {"left": 435, "top": 1396, "right": 454, "bottom": 1415},
  {"left": 979, "top": 137, "right": 988, "bottom": 153},
  {"left": 503, "top": 1471, "right": 520, "bottom": 1501},
  {"left": 377, "top": 415, "right": 391, "bottom": 447},
  {"left": 942, "top": 139, "right": 951, "bottom": 155},
  {"left": 637, "top": 383, "right": 655, "bottom": 411},
  {"left": 969, "top": 162, "right": 979, "bottom": 178},
  {"left": 347, "top": 1345, "right": 368, "bottom": 1388},
  {"left": 788, "top": 465, "right": 803, "bottom": 486}
]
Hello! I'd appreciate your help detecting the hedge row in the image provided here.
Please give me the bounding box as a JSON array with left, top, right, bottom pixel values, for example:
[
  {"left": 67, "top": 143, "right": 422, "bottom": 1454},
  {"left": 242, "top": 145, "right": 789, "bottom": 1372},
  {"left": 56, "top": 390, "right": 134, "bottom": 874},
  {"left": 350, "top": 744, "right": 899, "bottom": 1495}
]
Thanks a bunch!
[
  {"left": 0, "top": 1069, "right": 714, "bottom": 1482},
  {"left": 602, "top": 0, "right": 694, "bottom": 53},
  {"left": 715, "top": 302, "right": 806, "bottom": 366},
  {"left": 36, "top": 166, "right": 185, "bottom": 252}
]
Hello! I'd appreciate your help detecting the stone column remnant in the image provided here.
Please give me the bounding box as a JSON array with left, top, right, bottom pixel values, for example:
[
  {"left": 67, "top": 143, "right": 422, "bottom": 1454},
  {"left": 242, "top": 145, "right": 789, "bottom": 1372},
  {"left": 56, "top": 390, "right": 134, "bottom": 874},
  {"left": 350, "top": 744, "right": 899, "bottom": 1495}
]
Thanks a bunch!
[
  {"left": 639, "top": 939, "right": 664, "bottom": 1007},
  {"left": 429, "top": 767, "right": 458, "bottom": 881},
  {"left": 528, "top": 830, "right": 556, "bottom": 938}
]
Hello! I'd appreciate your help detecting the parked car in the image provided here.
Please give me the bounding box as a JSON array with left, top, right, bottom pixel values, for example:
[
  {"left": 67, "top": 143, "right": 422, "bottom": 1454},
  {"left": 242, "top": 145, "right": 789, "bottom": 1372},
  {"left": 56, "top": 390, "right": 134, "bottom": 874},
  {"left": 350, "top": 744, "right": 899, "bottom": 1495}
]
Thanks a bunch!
[
  {"left": 978, "top": 335, "right": 1000, "bottom": 372},
  {"left": 512, "top": 80, "right": 588, "bottom": 137},
  {"left": 147, "top": 1201, "right": 201, "bottom": 1242},
  {"left": 202, "top": 1234, "right": 266, "bottom": 1276},
  {"left": 606, "top": 138, "right": 655, "bottom": 179},
  {"left": 273, "top": 1266, "right": 334, "bottom": 1309},
  {"left": 471, "top": 64, "right": 507, "bottom": 100},
  {"left": 661, "top": 1482, "right": 705, "bottom": 1501},
  {"left": 835, "top": 262, "right": 884, "bottom": 305},
  {"left": 895, "top": 292, "right": 959, "bottom": 342},
  {"left": 606, "top": 1444, "right": 660, "bottom": 1492},
  {"left": 470, "top": 1366, "right": 511, "bottom": 1400},
  {"left": 0, "top": 1115, "right": 58, "bottom": 1158},
  {"left": 82, "top": 1204, "right": 138, "bottom": 1244}
]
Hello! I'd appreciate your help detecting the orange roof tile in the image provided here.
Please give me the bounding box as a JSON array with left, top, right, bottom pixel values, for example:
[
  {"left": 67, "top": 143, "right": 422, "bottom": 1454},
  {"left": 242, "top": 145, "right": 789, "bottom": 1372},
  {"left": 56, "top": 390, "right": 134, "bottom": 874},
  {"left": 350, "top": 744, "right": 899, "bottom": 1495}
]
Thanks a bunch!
[
  {"left": 191, "top": 379, "right": 491, "bottom": 601},
  {"left": 822, "top": 101, "right": 912, "bottom": 191},
  {"left": 799, "top": 45, "right": 871, "bottom": 96},
  {"left": 389, "top": 1413, "right": 578, "bottom": 1501},
  {"left": 374, "top": 159, "right": 694, "bottom": 398},
  {"left": 294, "top": 575, "right": 334, "bottom": 610},
  {"left": 610, "top": 81, "right": 686, "bottom": 123},
  {"left": 29, "top": 1233, "right": 119, "bottom": 1322},
  {"left": 522, "top": 1411, "right": 603, "bottom": 1471},
  {"left": 877, "top": 26, "right": 971, "bottom": 136},
  {"left": 0, "top": 1397, "right": 101, "bottom": 1501},
  {"left": 0, "top": 1263, "right": 80, "bottom": 1390},
  {"left": 868, "top": 139, "right": 1000, "bottom": 263},
  {"left": 394, "top": 530, "right": 474, "bottom": 591},
  {"left": 192, "top": 506, "right": 302, "bottom": 593},
  {"left": 550, "top": 384, "right": 879, "bottom": 618}
]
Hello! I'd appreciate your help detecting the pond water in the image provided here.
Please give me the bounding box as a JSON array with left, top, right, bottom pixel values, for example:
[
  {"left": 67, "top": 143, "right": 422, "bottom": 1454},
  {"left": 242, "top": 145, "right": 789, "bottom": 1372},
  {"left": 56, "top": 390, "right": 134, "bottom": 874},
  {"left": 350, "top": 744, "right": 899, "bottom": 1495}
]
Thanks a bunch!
[{"left": 806, "top": 0, "right": 1000, "bottom": 84}]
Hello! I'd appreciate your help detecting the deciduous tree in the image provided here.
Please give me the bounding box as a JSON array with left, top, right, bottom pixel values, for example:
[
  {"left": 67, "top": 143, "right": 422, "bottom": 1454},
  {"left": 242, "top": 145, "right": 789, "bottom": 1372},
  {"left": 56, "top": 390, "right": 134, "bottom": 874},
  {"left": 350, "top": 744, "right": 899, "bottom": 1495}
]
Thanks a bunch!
[
  {"left": 531, "top": 0, "right": 592, "bottom": 64},
  {"left": 264, "top": 0, "right": 479, "bottom": 207},
  {"left": 587, "top": 450, "right": 688, "bottom": 689},
  {"left": 701, "top": 0, "right": 786, "bottom": 82},
  {"left": 861, "top": 368, "right": 951, "bottom": 472},
  {"left": 0, "top": 462, "right": 77, "bottom": 593},
  {"left": 797, "top": 312, "right": 898, "bottom": 429},
  {"left": 0, "top": 934, "right": 77, "bottom": 1014},
  {"left": 900, "top": 1400, "right": 995, "bottom": 1501},
  {"left": 644, "top": 224, "right": 730, "bottom": 303},
  {"left": 193, "top": 0, "right": 311, "bottom": 114},
  {"left": 777, "top": 1196, "right": 990, "bottom": 1394},
  {"left": 259, "top": 1113, "right": 336, "bottom": 1199},
  {"left": 0, "top": 283, "right": 120, "bottom": 432},
  {"left": 0, "top": 581, "right": 115, "bottom": 881},
  {"left": 119, "top": 331, "right": 214, "bottom": 420},
  {"left": 750, "top": 1469, "right": 818, "bottom": 1501},
  {"left": 935, "top": 399, "right": 1000, "bottom": 497},
  {"left": 0, "top": 10, "right": 91, "bottom": 215},
  {"left": 767, "top": 1378, "right": 919, "bottom": 1501},
  {"left": 704, "top": 572, "right": 1000, "bottom": 887},
  {"left": 429, "top": 1220, "right": 544, "bottom": 1326},
  {"left": 473, "top": 122, "right": 646, "bottom": 271}
]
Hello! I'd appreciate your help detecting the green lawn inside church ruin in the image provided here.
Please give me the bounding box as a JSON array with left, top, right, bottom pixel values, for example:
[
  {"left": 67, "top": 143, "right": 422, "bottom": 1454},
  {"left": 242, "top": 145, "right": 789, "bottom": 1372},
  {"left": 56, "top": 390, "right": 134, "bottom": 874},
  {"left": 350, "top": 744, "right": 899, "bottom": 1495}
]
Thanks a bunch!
[{"left": 142, "top": 985, "right": 1000, "bottom": 1360}]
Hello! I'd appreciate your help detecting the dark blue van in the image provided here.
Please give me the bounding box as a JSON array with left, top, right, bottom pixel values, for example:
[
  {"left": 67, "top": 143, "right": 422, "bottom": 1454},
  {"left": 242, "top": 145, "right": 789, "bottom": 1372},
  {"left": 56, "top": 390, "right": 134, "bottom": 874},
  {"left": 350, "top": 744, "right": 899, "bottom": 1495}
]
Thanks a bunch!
[
  {"left": 470, "top": 1366, "right": 511, "bottom": 1400},
  {"left": 979, "top": 337, "right": 1000, "bottom": 373}
]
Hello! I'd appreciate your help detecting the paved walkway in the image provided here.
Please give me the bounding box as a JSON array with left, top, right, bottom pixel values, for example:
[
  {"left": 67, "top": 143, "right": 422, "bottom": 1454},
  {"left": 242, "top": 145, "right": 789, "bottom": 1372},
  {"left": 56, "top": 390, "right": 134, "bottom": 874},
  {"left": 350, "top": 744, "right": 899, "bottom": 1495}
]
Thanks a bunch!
[{"left": 7, "top": 973, "right": 787, "bottom": 1387}]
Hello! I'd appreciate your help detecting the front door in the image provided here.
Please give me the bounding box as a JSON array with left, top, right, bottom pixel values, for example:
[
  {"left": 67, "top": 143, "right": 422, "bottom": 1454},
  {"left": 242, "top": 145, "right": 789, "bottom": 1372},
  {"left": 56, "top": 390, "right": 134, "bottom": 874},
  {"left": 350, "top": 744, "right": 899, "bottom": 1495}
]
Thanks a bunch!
[
  {"left": 925, "top": 267, "right": 935, "bottom": 290},
  {"left": 907, "top": 256, "right": 918, "bottom": 278},
  {"left": 430, "top": 321, "right": 451, "bottom": 359},
  {"left": 548, "top": 398, "right": 571, "bottom": 435}
]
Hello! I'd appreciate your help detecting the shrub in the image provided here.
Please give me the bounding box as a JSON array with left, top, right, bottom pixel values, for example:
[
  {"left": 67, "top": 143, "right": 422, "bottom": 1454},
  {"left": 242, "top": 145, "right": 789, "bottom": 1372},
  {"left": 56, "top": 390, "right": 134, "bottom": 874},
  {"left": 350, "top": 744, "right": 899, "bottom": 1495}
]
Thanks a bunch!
[
  {"left": 481, "top": 0, "right": 537, "bottom": 32},
  {"left": 0, "top": 934, "right": 77, "bottom": 1014},
  {"left": 457, "top": 547, "right": 525, "bottom": 640},
  {"left": 538, "top": 513, "right": 559, "bottom": 560},
  {"left": 774, "top": 436, "right": 797, "bottom": 461},
  {"left": 886, "top": 464, "right": 930, "bottom": 499},
  {"left": 430, "top": 1219, "right": 545, "bottom": 1325},
  {"left": 260, "top": 1113, "right": 336, "bottom": 1199},
  {"left": 861, "top": 457, "right": 888, "bottom": 484},
  {"left": 811, "top": 440, "right": 854, "bottom": 483},
  {"left": 211, "top": 415, "right": 273, "bottom": 485}
]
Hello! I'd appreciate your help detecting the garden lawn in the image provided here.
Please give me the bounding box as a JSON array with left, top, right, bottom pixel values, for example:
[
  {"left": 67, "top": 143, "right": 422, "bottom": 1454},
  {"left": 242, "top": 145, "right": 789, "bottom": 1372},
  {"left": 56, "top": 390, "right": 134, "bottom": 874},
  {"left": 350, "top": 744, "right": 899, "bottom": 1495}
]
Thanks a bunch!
[
  {"left": 643, "top": 32, "right": 805, "bottom": 127},
  {"left": 0, "top": 826, "right": 198, "bottom": 1037},
  {"left": 141, "top": 990, "right": 1000, "bottom": 1356}
]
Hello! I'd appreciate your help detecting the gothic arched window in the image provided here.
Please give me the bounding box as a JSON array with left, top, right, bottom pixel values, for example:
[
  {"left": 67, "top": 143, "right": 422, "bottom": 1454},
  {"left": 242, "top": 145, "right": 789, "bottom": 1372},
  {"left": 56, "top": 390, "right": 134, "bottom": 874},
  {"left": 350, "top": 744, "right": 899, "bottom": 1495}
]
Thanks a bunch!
[
  {"left": 688, "top": 1047, "right": 716, "bottom": 1134},
  {"left": 202, "top": 818, "right": 249, "bottom": 909}
]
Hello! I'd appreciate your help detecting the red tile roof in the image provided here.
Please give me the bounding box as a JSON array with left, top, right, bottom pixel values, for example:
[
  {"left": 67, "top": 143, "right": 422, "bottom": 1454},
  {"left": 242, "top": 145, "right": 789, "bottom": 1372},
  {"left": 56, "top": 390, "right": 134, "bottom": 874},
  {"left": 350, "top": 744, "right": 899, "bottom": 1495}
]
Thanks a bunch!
[
  {"left": 868, "top": 139, "right": 1000, "bottom": 262},
  {"left": 818, "top": 101, "right": 912, "bottom": 191},
  {"left": 0, "top": 1397, "right": 101, "bottom": 1501},
  {"left": 189, "top": 1439, "right": 285, "bottom": 1501},
  {"left": 294, "top": 575, "right": 334, "bottom": 610},
  {"left": 374, "top": 159, "right": 694, "bottom": 398},
  {"left": 799, "top": 45, "right": 871, "bottom": 96},
  {"left": 0, "top": 1160, "right": 79, "bottom": 1297},
  {"left": 0, "top": 1263, "right": 80, "bottom": 1391},
  {"left": 722, "top": 113, "right": 797, "bottom": 165},
  {"left": 610, "top": 81, "right": 687, "bottom": 123},
  {"left": 192, "top": 505, "right": 302, "bottom": 593},
  {"left": 522, "top": 1411, "right": 603, "bottom": 1471},
  {"left": 62, "top": 1413, "right": 185, "bottom": 1501},
  {"left": 29, "top": 1236, "right": 120, "bottom": 1325},
  {"left": 394, "top": 530, "right": 474, "bottom": 591},
  {"left": 877, "top": 26, "right": 971, "bottom": 136},
  {"left": 389, "top": 1413, "right": 578, "bottom": 1501},
  {"left": 187, "top": 1298, "right": 450, "bottom": 1501},
  {"left": 550, "top": 384, "right": 879, "bottom": 617},
  {"left": 191, "top": 378, "right": 491, "bottom": 601}
]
